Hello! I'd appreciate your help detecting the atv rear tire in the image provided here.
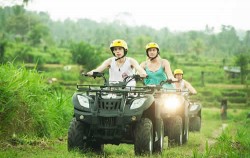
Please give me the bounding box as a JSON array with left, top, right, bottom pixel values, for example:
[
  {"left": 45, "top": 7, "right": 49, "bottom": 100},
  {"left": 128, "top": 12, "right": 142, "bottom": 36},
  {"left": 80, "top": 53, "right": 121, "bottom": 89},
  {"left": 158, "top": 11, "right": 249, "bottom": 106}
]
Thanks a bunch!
[
  {"left": 68, "top": 118, "right": 88, "bottom": 151},
  {"left": 168, "top": 116, "right": 183, "bottom": 146},
  {"left": 134, "top": 118, "right": 153, "bottom": 156},
  {"left": 154, "top": 118, "right": 164, "bottom": 153},
  {"left": 189, "top": 116, "right": 201, "bottom": 132}
]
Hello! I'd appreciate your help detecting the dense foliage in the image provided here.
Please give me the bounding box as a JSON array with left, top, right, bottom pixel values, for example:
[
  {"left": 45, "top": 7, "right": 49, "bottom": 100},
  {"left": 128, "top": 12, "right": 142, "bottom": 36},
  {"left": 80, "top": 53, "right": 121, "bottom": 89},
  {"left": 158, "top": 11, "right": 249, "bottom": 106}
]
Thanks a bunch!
[
  {"left": 0, "top": 4, "right": 249, "bottom": 158},
  {"left": 0, "top": 63, "right": 72, "bottom": 140},
  {"left": 1, "top": 5, "right": 250, "bottom": 68}
]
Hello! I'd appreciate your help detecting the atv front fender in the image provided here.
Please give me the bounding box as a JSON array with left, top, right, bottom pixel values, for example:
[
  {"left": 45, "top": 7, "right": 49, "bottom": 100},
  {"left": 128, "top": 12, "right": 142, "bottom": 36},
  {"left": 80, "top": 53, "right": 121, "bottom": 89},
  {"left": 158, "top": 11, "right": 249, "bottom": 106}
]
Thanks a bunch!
[{"left": 188, "top": 103, "right": 202, "bottom": 117}]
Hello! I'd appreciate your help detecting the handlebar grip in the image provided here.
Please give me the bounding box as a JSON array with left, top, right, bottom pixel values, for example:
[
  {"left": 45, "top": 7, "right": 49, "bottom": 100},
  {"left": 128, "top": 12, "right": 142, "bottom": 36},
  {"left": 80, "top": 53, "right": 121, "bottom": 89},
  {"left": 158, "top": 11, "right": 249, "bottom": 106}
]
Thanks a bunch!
[
  {"left": 93, "top": 72, "right": 104, "bottom": 77},
  {"left": 82, "top": 72, "right": 104, "bottom": 77},
  {"left": 81, "top": 73, "right": 89, "bottom": 76},
  {"left": 166, "top": 79, "right": 173, "bottom": 84},
  {"left": 133, "top": 74, "right": 141, "bottom": 80}
]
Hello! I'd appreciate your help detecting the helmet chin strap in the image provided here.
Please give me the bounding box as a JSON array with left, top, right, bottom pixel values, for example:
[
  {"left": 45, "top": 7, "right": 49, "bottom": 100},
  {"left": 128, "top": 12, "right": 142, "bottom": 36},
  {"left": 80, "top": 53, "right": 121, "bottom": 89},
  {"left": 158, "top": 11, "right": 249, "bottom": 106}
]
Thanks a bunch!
[
  {"left": 147, "top": 53, "right": 158, "bottom": 61},
  {"left": 114, "top": 50, "right": 127, "bottom": 61},
  {"left": 115, "top": 55, "right": 125, "bottom": 61}
]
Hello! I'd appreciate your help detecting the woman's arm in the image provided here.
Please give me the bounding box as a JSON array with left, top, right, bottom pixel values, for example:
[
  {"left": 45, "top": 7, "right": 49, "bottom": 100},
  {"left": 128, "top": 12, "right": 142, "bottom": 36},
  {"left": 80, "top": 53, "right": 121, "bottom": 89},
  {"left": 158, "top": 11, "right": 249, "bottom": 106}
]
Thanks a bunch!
[{"left": 162, "top": 59, "right": 175, "bottom": 80}]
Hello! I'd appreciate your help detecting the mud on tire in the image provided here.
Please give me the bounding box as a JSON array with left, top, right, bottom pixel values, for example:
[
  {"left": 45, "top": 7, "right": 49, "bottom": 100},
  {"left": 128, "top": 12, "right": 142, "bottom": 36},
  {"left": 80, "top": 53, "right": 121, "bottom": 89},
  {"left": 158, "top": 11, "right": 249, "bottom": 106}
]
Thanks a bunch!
[{"left": 134, "top": 118, "right": 153, "bottom": 156}]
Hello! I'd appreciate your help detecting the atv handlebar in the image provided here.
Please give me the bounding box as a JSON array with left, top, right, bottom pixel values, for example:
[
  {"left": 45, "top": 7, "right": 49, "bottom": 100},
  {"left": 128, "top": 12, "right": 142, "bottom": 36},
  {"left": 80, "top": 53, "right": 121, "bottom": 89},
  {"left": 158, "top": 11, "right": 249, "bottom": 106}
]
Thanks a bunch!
[
  {"left": 82, "top": 72, "right": 104, "bottom": 78},
  {"left": 123, "top": 74, "right": 146, "bottom": 82},
  {"left": 82, "top": 72, "right": 107, "bottom": 85},
  {"left": 145, "top": 79, "right": 177, "bottom": 89},
  {"left": 160, "top": 79, "right": 179, "bottom": 86},
  {"left": 82, "top": 72, "right": 145, "bottom": 87}
]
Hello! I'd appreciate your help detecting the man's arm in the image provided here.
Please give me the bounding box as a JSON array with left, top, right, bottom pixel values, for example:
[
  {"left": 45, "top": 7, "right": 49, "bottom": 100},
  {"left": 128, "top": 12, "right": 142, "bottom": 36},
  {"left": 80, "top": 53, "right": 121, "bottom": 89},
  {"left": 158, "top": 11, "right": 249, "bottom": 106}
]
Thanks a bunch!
[
  {"left": 87, "top": 58, "right": 111, "bottom": 75},
  {"left": 140, "top": 61, "right": 146, "bottom": 70},
  {"left": 184, "top": 80, "right": 197, "bottom": 94},
  {"left": 130, "top": 58, "right": 147, "bottom": 77}
]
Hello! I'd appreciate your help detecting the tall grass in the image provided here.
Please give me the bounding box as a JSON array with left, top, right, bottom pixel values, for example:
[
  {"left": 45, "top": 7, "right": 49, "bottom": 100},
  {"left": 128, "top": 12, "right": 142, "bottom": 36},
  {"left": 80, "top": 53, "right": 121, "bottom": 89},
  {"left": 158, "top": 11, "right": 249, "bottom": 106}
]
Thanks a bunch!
[
  {"left": 0, "top": 63, "right": 72, "bottom": 140},
  {"left": 194, "top": 109, "right": 250, "bottom": 158}
]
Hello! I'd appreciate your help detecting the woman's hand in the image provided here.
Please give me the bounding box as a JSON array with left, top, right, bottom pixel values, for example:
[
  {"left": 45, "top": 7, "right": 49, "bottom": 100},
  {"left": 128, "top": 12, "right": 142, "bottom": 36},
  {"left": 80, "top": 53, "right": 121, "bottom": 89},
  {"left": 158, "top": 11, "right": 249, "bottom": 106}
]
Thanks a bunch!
[{"left": 171, "top": 78, "right": 178, "bottom": 82}]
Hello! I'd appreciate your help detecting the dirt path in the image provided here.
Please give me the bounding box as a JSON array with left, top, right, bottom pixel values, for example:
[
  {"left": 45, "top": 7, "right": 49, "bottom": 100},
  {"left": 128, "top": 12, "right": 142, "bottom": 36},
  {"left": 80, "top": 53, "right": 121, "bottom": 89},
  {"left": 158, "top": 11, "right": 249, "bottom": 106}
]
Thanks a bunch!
[{"left": 207, "top": 123, "right": 228, "bottom": 146}]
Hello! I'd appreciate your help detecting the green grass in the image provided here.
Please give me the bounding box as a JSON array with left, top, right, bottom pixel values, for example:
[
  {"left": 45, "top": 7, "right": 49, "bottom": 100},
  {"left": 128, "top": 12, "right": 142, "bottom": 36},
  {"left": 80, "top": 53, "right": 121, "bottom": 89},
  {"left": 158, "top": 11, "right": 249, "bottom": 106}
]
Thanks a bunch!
[
  {"left": 2, "top": 108, "right": 248, "bottom": 158},
  {"left": 0, "top": 63, "right": 73, "bottom": 140},
  {"left": 194, "top": 109, "right": 250, "bottom": 158},
  {"left": 1, "top": 60, "right": 249, "bottom": 157}
]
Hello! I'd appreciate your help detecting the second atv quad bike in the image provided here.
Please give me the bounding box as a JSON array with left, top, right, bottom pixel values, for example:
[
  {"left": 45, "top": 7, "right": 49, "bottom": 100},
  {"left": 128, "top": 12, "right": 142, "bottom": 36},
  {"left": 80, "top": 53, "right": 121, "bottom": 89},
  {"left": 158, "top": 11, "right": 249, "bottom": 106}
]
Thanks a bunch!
[
  {"left": 67, "top": 72, "right": 164, "bottom": 155},
  {"left": 151, "top": 80, "right": 201, "bottom": 146}
]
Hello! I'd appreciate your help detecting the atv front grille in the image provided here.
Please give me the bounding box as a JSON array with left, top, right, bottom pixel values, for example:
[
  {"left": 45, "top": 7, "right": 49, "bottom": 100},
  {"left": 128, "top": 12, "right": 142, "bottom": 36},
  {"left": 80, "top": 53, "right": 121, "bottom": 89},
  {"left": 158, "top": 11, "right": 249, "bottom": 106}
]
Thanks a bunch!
[
  {"left": 99, "top": 117, "right": 116, "bottom": 127},
  {"left": 91, "top": 117, "right": 118, "bottom": 138},
  {"left": 98, "top": 99, "right": 122, "bottom": 110}
]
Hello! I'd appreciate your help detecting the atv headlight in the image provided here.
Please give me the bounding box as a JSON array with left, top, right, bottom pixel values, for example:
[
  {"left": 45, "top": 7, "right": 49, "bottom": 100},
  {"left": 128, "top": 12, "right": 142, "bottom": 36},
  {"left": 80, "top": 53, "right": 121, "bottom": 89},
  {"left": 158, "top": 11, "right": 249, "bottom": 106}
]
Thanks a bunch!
[
  {"left": 189, "top": 104, "right": 199, "bottom": 112},
  {"left": 77, "top": 95, "right": 89, "bottom": 108},
  {"left": 130, "top": 98, "right": 147, "bottom": 110},
  {"left": 163, "top": 95, "right": 180, "bottom": 111}
]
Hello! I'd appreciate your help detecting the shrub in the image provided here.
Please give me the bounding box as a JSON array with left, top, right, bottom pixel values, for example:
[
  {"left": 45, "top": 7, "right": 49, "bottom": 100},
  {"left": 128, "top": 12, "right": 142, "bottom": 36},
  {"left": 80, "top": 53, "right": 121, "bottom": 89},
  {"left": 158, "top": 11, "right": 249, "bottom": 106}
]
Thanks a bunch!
[{"left": 0, "top": 63, "right": 72, "bottom": 140}]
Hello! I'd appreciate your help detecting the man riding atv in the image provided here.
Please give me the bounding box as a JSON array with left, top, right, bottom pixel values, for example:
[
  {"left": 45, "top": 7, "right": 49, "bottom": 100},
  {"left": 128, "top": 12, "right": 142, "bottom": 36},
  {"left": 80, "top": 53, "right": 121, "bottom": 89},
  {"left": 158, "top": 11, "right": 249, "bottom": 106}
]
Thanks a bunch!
[
  {"left": 173, "top": 69, "right": 202, "bottom": 132},
  {"left": 173, "top": 69, "right": 197, "bottom": 95},
  {"left": 68, "top": 39, "right": 164, "bottom": 156},
  {"left": 68, "top": 73, "right": 165, "bottom": 155},
  {"left": 87, "top": 39, "right": 147, "bottom": 85}
]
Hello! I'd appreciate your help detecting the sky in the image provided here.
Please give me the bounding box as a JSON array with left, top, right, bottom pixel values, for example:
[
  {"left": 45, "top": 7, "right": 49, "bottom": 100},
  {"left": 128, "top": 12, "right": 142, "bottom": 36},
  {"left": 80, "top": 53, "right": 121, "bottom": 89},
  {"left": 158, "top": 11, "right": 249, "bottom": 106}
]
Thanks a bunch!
[{"left": 3, "top": 0, "right": 250, "bottom": 31}]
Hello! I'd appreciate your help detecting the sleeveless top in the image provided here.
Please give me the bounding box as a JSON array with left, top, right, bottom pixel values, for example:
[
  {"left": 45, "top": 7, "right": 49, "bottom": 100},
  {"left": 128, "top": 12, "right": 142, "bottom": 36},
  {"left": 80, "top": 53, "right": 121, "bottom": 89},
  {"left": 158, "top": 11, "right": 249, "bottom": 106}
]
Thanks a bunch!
[
  {"left": 109, "top": 57, "right": 136, "bottom": 87},
  {"left": 144, "top": 61, "right": 174, "bottom": 89},
  {"left": 144, "top": 61, "right": 167, "bottom": 85}
]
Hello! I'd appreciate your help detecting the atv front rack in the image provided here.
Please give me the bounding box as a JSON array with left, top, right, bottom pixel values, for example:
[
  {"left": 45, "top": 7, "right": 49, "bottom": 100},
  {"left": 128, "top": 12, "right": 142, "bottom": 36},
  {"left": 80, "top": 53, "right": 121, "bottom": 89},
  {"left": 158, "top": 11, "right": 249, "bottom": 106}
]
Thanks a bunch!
[
  {"left": 77, "top": 84, "right": 154, "bottom": 96},
  {"left": 152, "top": 87, "right": 190, "bottom": 98}
]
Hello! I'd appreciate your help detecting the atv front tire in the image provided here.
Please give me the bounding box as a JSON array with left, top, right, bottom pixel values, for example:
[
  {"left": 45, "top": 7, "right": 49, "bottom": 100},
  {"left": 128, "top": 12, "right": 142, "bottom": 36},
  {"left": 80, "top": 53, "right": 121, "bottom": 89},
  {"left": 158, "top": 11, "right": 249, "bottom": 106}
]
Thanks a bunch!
[
  {"left": 167, "top": 116, "right": 183, "bottom": 146},
  {"left": 154, "top": 118, "right": 164, "bottom": 153},
  {"left": 134, "top": 118, "right": 153, "bottom": 156},
  {"left": 68, "top": 118, "right": 88, "bottom": 151}
]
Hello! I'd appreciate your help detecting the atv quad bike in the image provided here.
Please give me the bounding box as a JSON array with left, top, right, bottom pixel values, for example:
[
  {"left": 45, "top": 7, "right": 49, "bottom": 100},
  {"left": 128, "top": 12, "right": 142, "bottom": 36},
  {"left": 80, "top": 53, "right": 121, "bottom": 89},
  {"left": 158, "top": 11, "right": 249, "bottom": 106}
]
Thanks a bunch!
[
  {"left": 67, "top": 72, "right": 164, "bottom": 156},
  {"left": 151, "top": 80, "right": 202, "bottom": 146}
]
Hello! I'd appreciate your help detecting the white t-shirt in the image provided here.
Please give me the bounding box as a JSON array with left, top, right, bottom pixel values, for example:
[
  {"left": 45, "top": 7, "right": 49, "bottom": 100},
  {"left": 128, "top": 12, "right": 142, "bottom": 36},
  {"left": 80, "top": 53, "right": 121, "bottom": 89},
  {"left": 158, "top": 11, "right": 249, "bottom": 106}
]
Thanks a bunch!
[
  {"left": 178, "top": 80, "right": 185, "bottom": 90},
  {"left": 175, "top": 80, "right": 189, "bottom": 94},
  {"left": 109, "top": 57, "right": 136, "bottom": 87}
]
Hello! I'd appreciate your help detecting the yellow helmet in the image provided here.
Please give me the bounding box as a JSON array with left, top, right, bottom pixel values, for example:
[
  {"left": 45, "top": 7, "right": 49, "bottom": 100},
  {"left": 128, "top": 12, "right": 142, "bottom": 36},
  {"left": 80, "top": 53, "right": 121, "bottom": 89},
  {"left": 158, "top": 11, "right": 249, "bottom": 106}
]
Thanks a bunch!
[
  {"left": 110, "top": 39, "right": 128, "bottom": 52},
  {"left": 174, "top": 69, "right": 183, "bottom": 75},
  {"left": 145, "top": 42, "right": 159, "bottom": 51}
]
